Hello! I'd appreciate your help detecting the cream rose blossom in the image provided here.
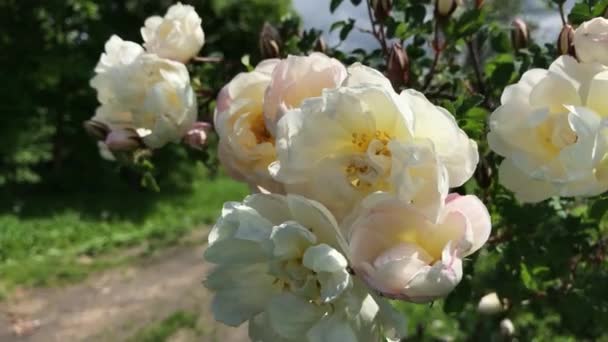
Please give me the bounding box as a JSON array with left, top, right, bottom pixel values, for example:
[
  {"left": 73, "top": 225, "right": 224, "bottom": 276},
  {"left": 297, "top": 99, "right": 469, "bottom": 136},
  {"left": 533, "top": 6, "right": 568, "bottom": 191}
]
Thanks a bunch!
[
  {"left": 347, "top": 192, "right": 491, "bottom": 303},
  {"left": 89, "top": 35, "right": 144, "bottom": 106},
  {"left": 214, "top": 59, "right": 282, "bottom": 193},
  {"left": 91, "top": 47, "right": 197, "bottom": 149},
  {"left": 488, "top": 55, "right": 608, "bottom": 202},
  {"left": 141, "top": 2, "right": 205, "bottom": 63},
  {"left": 574, "top": 17, "right": 608, "bottom": 65},
  {"left": 263, "top": 53, "right": 347, "bottom": 135},
  {"left": 345, "top": 64, "right": 479, "bottom": 187},
  {"left": 204, "top": 193, "right": 405, "bottom": 341},
  {"left": 271, "top": 67, "right": 478, "bottom": 220}
]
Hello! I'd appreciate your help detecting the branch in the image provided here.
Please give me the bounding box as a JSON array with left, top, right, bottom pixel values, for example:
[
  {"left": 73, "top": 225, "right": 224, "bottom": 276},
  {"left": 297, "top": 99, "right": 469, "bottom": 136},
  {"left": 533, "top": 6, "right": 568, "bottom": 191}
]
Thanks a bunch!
[
  {"left": 422, "top": 21, "right": 442, "bottom": 91},
  {"left": 193, "top": 56, "right": 224, "bottom": 63},
  {"left": 466, "top": 40, "right": 486, "bottom": 96},
  {"left": 559, "top": 2, "right": 567, "bottom": 26},
  {"left": 365, "top": 0, "right": 389, "bottom": 58}
]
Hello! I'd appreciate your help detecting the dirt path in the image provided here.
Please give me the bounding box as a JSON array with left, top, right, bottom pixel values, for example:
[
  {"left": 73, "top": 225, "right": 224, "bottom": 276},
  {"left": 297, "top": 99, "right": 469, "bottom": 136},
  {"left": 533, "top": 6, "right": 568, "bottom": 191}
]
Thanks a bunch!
[{"left": 0, "top": 231, "right": 248, "bottom": 342}]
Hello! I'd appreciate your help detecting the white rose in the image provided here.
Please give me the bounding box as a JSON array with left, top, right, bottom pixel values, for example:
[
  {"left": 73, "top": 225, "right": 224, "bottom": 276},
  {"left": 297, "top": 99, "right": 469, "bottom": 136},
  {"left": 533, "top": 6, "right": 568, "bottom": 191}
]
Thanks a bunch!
[
  {"left": 141, "top": 2, "right": 205, "bottom": 63},
  {"left": 488, "top": 56, "right": 608, "bottom": 202},
  {"left": 214, "top": 59, "right": 282, "bottom": 192},
  {"left": 90, "top": 35, "right": 144, "bottom": 105},
  {"left": 347, "top": 192, "right": 491, "bottom": 303},
  {"left": 345, "top": 64, "right": 479, "bottom": 187},
  {"left": 401, "top": 89, "right": 479, "bottom": 187},
  {"left": 263, "top": 53, "right": 347, "bottom": 135},
  {"left": 574, "top": 17, "right": 608, "bottom": 65},
  {"left": 91, "top": 41, "right": 197, "bottom": 149},
  {"left": 272, "top": 81, "right": 474, "bottom": 220},
  {"left": 204, "top": 193, "right": 404, "bottom": 341}
]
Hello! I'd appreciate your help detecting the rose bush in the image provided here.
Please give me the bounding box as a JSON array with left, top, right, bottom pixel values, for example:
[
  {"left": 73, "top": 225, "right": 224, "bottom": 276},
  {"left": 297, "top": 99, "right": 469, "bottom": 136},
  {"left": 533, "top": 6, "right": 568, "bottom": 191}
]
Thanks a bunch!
[
  {"left": 81, "top": 0, "right": 608, "bottom": 340},
  {"left": 141, "top": 2, "right": 205, "bottom": 63}
]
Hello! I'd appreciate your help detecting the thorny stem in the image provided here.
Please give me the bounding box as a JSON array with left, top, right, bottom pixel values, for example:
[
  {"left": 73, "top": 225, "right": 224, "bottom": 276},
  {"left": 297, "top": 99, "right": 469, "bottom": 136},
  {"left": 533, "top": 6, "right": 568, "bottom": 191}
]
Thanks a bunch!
[
  {"left": 466, "top": 40, "right": 486, "bottom": 96},
  {"left": 365, "top": 0, "right": 389, "bottom": 59},
  {"left": 559, "top": 2, "right": 567, "bottom": 26},
  {"left": 193, "top": 56, "right": 223, "bottom": 63},
  {"left": 422, "top": 20, "right": 442, "bottom": 91}
]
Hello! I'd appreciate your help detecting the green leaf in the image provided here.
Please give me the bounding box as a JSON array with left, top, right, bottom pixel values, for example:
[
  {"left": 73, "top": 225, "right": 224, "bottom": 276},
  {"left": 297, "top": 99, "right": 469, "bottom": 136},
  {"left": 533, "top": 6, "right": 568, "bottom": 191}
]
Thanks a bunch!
[
  {"left": 589, "top": 197, "right": 608, "bottom": 221},
  {"left": 330, "top": 0, "right": 344, "bottom": 13},
  {"left": 489, "top": 62, "right": 515, "bottom": 89},
  {"left": 456, "top": 94, "right": 485, "bottom": 117},
  {"left": 339, "top": 19, "right": 355, "bottom": 41},
  {"left": 141, "top": 172, "right": 160, "bottom": 192},
  {"left": 490, "top": 29, "right": 511, "bottom": 53},
  {"left": 406, "top": 4, "right": 426, "bottom": 26},
  {"left": 520, "top": 263, "right": 538, "bottom": 291},
  {"left": 569, "top": 3, "right": 593, "bottom": 25},
  {"left": 330, "top": 21, "right": 346, "bottom": 32},
  {"left": 394, "top": 22, "right": 409, "bottom": 40},
  {"left": 455, "top": 9, "right": 485, "bottom": 38}
]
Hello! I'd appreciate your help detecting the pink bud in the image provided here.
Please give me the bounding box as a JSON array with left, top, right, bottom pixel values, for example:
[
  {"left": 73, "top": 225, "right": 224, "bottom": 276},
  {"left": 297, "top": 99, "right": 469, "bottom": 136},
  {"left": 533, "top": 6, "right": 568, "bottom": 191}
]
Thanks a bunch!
[
  {"left": 557, "top": 24, "right": 575, "bottom": 56},
  {"left": 259, "top": 22, "right": 281, "bottom": 59},
  {"left": 372, "top": 0, "right": 392, "bottom": 22},
  {"left": 387, "top": 43, "right": 410, "bottom": 87},
  {"left": 84, "top": 120, "right": 109, "bottom": 141},
  {"left": 105, "top": 129, "right": 141, "bottom": 151},
  {"left": 184, "top": 122, "right": 212, "bottom": 150},
  {"left": 436, "top": 0, "right": 459, "bottom": 18},
  {"left": 511, "top": 18, "right": 529, "bottom": 51}
]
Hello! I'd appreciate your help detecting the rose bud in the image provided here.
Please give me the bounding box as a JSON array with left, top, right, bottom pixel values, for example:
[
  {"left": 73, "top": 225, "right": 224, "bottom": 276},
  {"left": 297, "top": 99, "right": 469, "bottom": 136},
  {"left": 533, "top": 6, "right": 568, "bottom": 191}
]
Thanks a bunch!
[
  {"left": 259, "top": 22, "right": 281, "bottom": 59},
  {"left": 314, "top": 36, "right": 327, "bottom": 53},
  {"left": 557, "top": 24, "right": 575, "bottom": 56},
  {"left": 387, "top": 43, "right": 410, "bottom": 87},
  {"left": 477, "top": 292, "right": 503, "bottom": 315},
  {"left": 84, "top": 120, "right": 110, "bottom": 141},
  {"left": 511, "top": 18, "right": 529, "bottom": 51},
  {"left": 372, "top": 0, "right": 392, "bottom": 22},
  {"left": 500, "top": 319, "right": 515, "bottom": 336},
  {"left": 436, "top": 0, "right": 459, "bottom": 19},
  {"left": 105, "top": 128, "right": 141, "bottom": 152},
  {"left": 184, "top": 122, "right": 212, "bottom": 150},
  {"left": 475, "top": 0, "right": 485, "bottom": 9}
]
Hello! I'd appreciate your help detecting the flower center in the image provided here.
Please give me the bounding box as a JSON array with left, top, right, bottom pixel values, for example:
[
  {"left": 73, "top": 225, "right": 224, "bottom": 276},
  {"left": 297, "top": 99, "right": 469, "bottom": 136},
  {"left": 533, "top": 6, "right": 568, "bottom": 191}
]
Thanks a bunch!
[
  {"left": 346, "top": 130, "right": 393, "bottom": 189},
  {"left": 351, "top": 130, "right": 392, "bottom": 156},
  {"left": 537, "top": 114, "right": 578, "bottom": 155},
  {"left": 251, "top": 114, "right": 273, "bottom": 144}
]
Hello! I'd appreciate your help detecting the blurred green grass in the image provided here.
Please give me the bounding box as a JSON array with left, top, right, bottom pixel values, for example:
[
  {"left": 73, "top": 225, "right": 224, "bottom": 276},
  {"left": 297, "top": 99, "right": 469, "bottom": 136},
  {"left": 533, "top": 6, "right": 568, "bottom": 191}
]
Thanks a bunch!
[
  {"left": 128, "top": 310, "right": 200, "bottom": 342},
  {"left": 0, "top": 173, "right": 247, "bottom": 297}
]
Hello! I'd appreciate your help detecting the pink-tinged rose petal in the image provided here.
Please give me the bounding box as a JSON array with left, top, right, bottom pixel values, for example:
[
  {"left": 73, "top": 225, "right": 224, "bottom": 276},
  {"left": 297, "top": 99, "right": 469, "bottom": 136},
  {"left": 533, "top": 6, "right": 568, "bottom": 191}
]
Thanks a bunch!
[
  {"left": 347, "top": 193, "right": 491, "bottom": 303},
  {"left": 444, "top": 194, "right": 492, "bottom": 255},
  {"left": 263, "top": 53, "right": 347, "bottom": 136}
]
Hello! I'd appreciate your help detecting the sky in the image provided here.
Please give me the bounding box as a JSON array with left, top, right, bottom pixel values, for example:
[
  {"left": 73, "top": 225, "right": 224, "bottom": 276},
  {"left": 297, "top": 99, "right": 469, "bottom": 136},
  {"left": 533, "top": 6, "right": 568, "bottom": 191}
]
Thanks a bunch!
[{"left": 292, "top": 0, "right": 577, "bottom": 52}]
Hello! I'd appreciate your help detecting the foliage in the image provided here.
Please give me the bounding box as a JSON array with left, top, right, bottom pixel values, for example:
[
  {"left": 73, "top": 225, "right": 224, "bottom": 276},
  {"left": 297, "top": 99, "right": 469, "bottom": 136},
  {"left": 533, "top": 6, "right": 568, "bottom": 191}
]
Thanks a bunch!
[
  {"left": 3, "top": 0, "right": 608, "bottom": 340},
  {"left": 0, "top": 0, "right": 290, "bottom": 191},
  {"left": 250, "top": 0, "right": 607, "bottom": 339},
  {"left": 128, "top": 310, "right": 199, "bottom": 342}
]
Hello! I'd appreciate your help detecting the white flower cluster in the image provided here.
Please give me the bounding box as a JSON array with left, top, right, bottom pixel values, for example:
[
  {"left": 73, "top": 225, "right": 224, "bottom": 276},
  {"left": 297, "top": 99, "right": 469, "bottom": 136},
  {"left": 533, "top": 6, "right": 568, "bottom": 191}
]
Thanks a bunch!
[
  {"left": 89, "top": 3, "right": 205, "bottom": 153},
  {"left": 489, "top": 17, "right": 608, "bottom": 202},
  {"left": 207, "top": 52, "right": 492, "bottom": 341}
]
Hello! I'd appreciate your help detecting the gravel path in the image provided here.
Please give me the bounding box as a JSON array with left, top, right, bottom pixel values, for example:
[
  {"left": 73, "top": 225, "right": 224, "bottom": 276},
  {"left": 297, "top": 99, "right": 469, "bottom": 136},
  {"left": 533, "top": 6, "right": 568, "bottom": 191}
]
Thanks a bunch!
[{"left": 0, "top": 231, "right": 247, "bottom": 342}]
